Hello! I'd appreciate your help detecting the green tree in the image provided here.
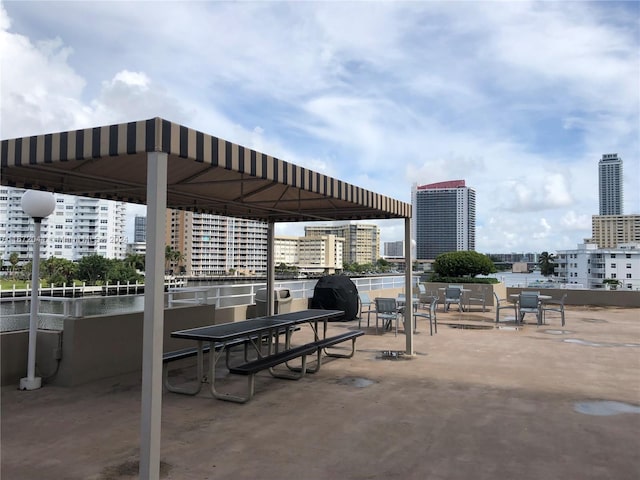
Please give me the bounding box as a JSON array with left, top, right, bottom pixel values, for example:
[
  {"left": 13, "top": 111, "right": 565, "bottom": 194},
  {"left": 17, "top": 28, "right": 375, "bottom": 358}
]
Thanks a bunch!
[
  {"left": 433, "top": 251, "right": 497, "bottom": 278},
  {"left": 124, "top": 253, "right": 145, "bottom": 272},
  {"left": 107, "top": 259, "right": 143, "bottom": 283},
  {"left": 9, "top": 252, "right": 20, "bottom": 279},
  {"left": 77, "top": 254, "right": 111, "bottom": 284},
  {"left": 165, "top": 246, "right": 183, "bottom": 274},
  {"left": 42, "top": 256, "right": 78, "bottom": 285},
  {"left": 538, "top": 251, "right": 556, "bottom": 277}
]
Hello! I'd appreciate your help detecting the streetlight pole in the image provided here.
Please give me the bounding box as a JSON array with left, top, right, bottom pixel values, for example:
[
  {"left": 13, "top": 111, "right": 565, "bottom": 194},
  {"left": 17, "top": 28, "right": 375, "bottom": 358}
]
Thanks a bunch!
[{"left": 19, "top": 190, "right": 55, "bottom": 391}]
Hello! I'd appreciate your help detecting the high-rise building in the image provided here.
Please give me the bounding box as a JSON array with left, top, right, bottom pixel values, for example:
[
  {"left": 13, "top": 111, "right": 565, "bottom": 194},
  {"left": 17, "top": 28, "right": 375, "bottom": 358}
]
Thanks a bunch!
[
  {"left": 412, "top": 180, "right": 476, "bottom": 260},
  {"left": 599, "top": 153, "right": 623, "bottom": 215},
  {"left": 274, "top": 234, "right": 344, "bottom": 275},
  {"left": 134, "top": 215, "right": 147, "bottom": 243},
  {"left": 304, "top": 223, "right": 380, "bottom": 265},
  {"left": 0, "top": 186, "right": 127, "bottom": 263},
  {"left": 384, "top": 241, "right": 404, "bottom": 258},
  {"left": 165, "top": 209, "right": 268, "bottom": 276},
  {"left": 591, "top": 215, "right": 640, "bottom": 248}
]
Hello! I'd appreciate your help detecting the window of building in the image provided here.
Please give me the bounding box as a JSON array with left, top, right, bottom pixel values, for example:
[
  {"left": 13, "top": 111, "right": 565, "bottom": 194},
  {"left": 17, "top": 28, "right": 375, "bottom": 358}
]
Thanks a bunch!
[
  {"left": 611, "top": 263, "right": 616, "bottom": 268},
  {"left": 611, "top": 273, "right": 617, "bottom": 278},
  {"left": 611, "top": 254, "right": 616, "bottom": 258},
  {"left": 627, "top": 264, "right": 632, "bottom": 268},
  {"left": 626, "top": 274, "right": 632, "bottom": 279}
]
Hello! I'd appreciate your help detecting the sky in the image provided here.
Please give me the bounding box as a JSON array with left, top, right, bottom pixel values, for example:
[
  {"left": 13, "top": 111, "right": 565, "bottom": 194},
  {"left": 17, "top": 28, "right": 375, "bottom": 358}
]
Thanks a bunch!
[{"left": 1, "top": 0, "right": 639, "bottom": 255}]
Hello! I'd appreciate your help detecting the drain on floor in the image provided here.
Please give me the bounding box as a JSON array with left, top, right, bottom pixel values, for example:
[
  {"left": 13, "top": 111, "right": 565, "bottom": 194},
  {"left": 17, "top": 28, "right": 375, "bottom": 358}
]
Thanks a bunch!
[
  {"left": 337, "top": 376, "right": 376, "bottom": 388},
  {"left": 379, "top": 350, "right": 406, "bottom": 360},
  {"left": 574, "top": 401, "right": 640, "bottom": 416}
]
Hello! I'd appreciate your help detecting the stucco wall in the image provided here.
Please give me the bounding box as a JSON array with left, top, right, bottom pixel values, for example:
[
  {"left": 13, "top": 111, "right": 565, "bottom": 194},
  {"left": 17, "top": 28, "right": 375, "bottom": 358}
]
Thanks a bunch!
[{"left": 1, "top": 330, "right": 61, "bottom": 387}]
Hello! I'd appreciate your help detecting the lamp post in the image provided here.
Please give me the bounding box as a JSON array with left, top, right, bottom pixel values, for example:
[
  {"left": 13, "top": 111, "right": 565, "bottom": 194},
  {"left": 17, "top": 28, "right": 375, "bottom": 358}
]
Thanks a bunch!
[{"left": 19, "top": 190, "right": 56, "bottom": 391}]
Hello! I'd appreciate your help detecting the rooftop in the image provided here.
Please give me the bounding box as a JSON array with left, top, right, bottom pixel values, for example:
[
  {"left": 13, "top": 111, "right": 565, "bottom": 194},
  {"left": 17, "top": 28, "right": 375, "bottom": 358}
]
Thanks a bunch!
[{"left": 2, "top": 305, "right": 639, "bottom": 479}]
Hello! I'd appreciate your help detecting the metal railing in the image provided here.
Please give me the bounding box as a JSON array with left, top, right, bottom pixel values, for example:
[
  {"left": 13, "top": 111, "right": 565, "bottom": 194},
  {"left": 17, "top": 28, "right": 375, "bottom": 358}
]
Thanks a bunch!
[{"left": 1, "top": 276, "right": 409, "bottom": 332}]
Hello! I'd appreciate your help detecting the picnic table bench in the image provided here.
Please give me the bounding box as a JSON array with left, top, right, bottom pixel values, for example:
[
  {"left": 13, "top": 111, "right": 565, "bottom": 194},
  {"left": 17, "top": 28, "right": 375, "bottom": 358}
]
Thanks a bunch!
[{"left": 169, "top": 310, "right": 360, "bottom": 403}]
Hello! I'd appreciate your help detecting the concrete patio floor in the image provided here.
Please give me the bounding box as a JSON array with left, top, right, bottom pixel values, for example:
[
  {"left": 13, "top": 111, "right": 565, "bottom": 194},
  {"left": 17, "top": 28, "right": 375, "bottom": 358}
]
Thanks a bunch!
[{"left": 2, "top": 305, "right": 639, "bottom": 479}]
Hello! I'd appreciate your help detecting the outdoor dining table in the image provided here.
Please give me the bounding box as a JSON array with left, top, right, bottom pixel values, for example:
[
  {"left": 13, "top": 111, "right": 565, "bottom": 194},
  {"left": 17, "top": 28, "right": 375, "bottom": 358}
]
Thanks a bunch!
[
  {"left": 170, "top": 309, "right": 344, "bottom": 401},
  {"left": 509, "top": 294, "right": 552, "bottom": 302}
]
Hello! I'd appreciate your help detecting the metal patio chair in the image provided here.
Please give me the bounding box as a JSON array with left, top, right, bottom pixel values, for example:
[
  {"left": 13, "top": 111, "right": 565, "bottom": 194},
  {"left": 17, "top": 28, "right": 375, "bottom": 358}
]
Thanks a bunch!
[
  {"left": 414, "top": 297, "right": 438, "bottom": 335},
  {"left": 517, "top": 292, "right": 542, "bottom": 325},
  {"left": 358, "top": 292, "right": 376, "bottom": 329},
  {"left": 494, "top": 292, "right": 517, "bottom": 324},
  {"left": 374, "top": 297, "right": 402, "bottom": 335},
  {"left": 444, "top": 287, "right": 463, "bottom": 313},
  {"left": 542, "top": 293, "right": 567, "bottom": 326}
]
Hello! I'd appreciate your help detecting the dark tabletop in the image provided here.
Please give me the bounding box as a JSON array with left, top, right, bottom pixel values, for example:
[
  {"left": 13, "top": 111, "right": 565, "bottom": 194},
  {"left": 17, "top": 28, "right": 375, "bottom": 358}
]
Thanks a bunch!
[{"left": 171, "top": 309, "right": 344, "bottom": 342}]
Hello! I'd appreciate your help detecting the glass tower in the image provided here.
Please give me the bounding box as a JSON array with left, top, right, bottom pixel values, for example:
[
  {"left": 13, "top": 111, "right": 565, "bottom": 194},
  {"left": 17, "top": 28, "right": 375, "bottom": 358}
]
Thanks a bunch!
[{"left": 599, "top": 153, "right": 623, "bottom": 215}]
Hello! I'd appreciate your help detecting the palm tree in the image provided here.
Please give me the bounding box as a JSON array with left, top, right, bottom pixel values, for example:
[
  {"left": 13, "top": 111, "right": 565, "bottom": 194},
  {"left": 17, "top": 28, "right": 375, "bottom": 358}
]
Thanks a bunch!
[
  {"left": 9, "top": 252, "right": 20, "bottom": 280},
  {"left": 538, "top": 251, "right": 556, "bottom": 277},
  {"left": 124, "top": 253, "right": 145, "bottom": 272},
  {"left": 165, "top": 246, "right": 183, "bottom": 274}
]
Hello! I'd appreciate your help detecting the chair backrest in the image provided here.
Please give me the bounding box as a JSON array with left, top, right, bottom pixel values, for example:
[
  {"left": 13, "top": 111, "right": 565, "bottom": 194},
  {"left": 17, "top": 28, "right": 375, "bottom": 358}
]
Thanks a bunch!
[
  {"left": 521, "top": 291, "right": 540, "bottom": 296},
  {"left": 418, "top": 284, "right": 427, "bottom": 295},
  {"left": 493, "top": 292, "right": 501, "bottom": 305},
  {"left": 449, "top": 285, "right": 463, "bottom": 290},
  {"left": 445, "top": 287, "right": 461, "bottom": 299},
  {"left": 359, "top": 292, "right": 372, "bottom": 305},
  {"left": 519, "top": 293, "right": 539, "bottom": 309},
  {"left": 375, "top": 297, "right": 397, "bottom": 314},
  {"left": 429, "top": 297, "right": 438, "bottom": 315}
]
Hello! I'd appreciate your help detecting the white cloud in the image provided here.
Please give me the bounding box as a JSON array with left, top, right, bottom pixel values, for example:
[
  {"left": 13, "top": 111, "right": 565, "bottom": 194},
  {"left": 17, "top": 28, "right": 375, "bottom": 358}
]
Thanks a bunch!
[{"left": 0, "top": 1, "right": 638, "bottom": 255}]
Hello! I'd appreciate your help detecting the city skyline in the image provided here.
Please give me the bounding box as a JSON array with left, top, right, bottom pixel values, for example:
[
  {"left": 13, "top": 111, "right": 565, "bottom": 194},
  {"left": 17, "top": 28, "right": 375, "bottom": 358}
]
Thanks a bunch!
[{"left": 2, "top": 2, "right": 638, "bottom": 253}]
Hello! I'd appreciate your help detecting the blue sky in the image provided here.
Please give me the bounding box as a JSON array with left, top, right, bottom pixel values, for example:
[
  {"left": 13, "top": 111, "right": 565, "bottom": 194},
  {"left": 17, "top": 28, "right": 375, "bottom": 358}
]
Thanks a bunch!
[{"left": 1, "top": 1, "right": 638, "bottom": 254}]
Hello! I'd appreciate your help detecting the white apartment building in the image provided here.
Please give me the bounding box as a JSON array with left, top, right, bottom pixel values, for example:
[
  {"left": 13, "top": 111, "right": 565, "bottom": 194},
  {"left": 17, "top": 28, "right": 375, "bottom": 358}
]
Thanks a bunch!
[
  {"left": 274, "top": 234, "right": 344, "bottom": 275},
  {"left": 304, "top": 223, "right": 379, "bottom": 265},
  {"left": 166, "top": 209, "right": 268, "bottom": 276},
  {"left": 0, "top": 187, "right": 127, "bottom": 264},
  {"left": 554, "top": 242, "right": 640, "bottom": 290}
]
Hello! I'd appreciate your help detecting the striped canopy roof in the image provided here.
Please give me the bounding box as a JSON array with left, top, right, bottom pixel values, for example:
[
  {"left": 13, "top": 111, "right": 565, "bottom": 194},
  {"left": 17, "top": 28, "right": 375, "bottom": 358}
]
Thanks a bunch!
[{"left": 1, "top": 117, "right": 411, "bottom": 222}]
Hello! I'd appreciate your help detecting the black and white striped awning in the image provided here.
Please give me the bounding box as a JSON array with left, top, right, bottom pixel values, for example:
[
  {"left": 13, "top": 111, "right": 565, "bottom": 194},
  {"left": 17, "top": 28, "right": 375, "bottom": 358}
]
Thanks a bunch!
[{"left": 1, "top": 117, "right": 411, "bottom": 222}]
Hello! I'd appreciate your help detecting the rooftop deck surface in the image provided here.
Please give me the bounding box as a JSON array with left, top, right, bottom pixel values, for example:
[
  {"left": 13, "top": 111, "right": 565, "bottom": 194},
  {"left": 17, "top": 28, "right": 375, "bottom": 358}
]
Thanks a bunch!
[{"left": 2, "top": 305, "right": 639, "bottom": 479}]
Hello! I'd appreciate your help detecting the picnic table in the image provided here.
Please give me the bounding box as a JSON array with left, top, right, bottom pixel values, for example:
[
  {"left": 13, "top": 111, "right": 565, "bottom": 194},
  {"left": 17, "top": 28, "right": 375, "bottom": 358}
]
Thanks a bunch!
[{"left": 169, "top": 309, "right": 362, "bottom": 403}]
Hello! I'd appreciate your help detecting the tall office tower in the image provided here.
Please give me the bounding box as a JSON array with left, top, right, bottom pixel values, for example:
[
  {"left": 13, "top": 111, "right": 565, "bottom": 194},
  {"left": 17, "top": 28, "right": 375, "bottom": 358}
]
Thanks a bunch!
[
  {"left": 165, "top": 209, "right": 269, "bottom": 276},
  {"left": 384, "top": 241, "right": 404, "bottom": 257},
  {"left": 0, "top": 186, "right": 127, "bottom": 263},
  {"left": 599, "top": 153, "right": 623, "bottom": 215},
  {"left": 134, "top": 215, "right": 147, "bottom": 243},
  {"left": 412, "top": 180, "right": 476, "bottom": 260},
  {"left": 304, "top": 223, "right": 380, "bottom": 265}
]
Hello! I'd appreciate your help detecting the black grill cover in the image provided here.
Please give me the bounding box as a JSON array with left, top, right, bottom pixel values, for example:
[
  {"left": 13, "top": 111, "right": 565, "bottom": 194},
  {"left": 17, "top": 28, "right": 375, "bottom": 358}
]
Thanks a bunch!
[{"left": 310, "top": 275, "right": 359, "bottom": 321}]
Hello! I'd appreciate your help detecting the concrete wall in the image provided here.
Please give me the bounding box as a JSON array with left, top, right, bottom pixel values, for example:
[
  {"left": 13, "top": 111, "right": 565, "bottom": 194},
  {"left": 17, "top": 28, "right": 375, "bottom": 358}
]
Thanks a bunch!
[
  {"left": 422, "top": 282, "right": 507, "bottom": 307},
  {"left": 1, "top": 330, "right": 62, "bottom": 387},
  {"left": 422, "top": 283, "right": 640, "bottom": 308},
  {"left": 506, "top": 287, "right": 640, "bottom": 308}
]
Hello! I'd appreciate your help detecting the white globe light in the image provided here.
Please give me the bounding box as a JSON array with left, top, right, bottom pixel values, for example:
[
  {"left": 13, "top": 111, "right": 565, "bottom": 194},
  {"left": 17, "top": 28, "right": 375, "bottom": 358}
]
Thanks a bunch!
[{"left": 21, "top": 190, "right": 56, "bottom": 219}]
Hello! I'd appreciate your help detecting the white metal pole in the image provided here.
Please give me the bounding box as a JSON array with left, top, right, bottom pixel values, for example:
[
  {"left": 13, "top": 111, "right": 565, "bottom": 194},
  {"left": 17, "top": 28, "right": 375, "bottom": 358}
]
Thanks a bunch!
[
  {"left": 267, "top": 221, "right": 275, "bottom": 315},
  {"left": 139, "top": 152, "right": 167, "bottom": 480},
  {"left": 20, "top": 220, "right": 42, "bottom": 390},
  {"left": 405, "top": 217, "right": 414, "bottom": 355}
]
